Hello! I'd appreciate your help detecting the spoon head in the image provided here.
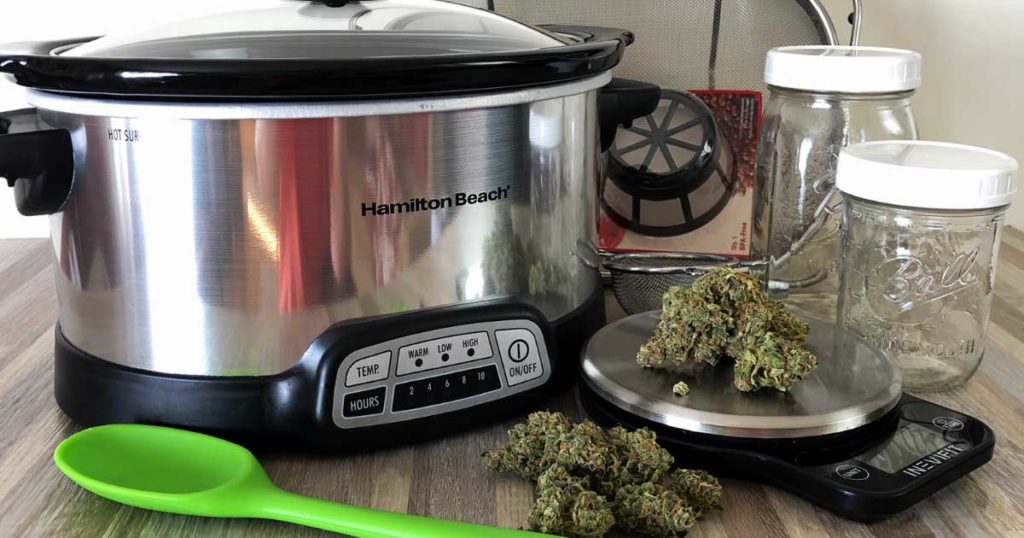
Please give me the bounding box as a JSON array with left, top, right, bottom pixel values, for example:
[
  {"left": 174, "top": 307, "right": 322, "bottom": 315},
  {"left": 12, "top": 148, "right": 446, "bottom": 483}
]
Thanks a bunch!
[{"left": 54, "top": 424, "right": 269, "bottom": 517}]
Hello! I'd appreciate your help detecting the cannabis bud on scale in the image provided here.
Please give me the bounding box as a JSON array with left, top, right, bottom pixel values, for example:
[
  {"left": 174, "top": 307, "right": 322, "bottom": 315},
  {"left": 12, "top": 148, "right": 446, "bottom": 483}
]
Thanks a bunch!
[{"left": 638, "top": 267, "right": 817, "bottom": 393}]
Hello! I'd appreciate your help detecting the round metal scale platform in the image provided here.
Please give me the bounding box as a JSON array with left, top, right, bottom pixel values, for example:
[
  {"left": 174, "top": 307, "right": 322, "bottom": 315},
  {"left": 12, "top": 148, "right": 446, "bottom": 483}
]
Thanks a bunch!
[
  {"left": 579, "top": 312, "right": 994, "bottom": 522},
  {"left": 581, "top": 312, "right": 902, "bottom": 440}
]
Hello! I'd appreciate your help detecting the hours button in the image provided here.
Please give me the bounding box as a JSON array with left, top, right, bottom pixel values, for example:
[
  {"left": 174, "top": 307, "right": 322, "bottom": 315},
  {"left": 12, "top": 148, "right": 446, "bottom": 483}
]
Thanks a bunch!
[
  {"left": 496, "top": 328, "right": 544, "bottom": 386},
  {"left": 342, "top": 386, "right": 387, "bottom": 418}
]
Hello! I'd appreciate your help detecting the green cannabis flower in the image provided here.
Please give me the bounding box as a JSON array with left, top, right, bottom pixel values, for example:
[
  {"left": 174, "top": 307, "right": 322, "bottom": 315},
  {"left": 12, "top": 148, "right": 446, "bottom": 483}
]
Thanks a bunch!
[
  {"left": 672, "top": 381, "right": 690, "bottom": 397},
  {"left": 638, "top": 267, "right": 817, "bottom": 393},
  {"left": 614, "top": 482, "right": 697, "bottom": 538},
  {"left": 484, "top": 412, "right": 722, "bottom": 537},
  {"left": 529, "top": 465, "right": 615, "bottom": 538},
  {"left": 637, "top": 292, "right": 733, "bottom": 369},
  {"left": 728, "top": 330, "right": 818, "bottom": 392},
  {"left": 666, "top": 469, "right": 723, "bottom": 516},
  {"left": 482, "top": 411, "right": 572, "bottom": 480},
  {"left": 605, "top": 426, "right": 675, "bottom": 489},
  {"left": 554, "top": 420, "right": 622, "bottom": 493}
]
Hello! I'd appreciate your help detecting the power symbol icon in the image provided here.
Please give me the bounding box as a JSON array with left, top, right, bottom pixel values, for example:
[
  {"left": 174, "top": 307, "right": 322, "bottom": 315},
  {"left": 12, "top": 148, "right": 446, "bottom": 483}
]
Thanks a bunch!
[{"left": 508, "top": 340, "right": 530, "bottom": 363}]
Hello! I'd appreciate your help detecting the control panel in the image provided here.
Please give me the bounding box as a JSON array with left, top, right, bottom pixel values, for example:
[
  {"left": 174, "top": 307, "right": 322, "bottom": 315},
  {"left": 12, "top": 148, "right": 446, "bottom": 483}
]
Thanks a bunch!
[{"left": 331, "top": 319, "right": 551, "bottom": 428}]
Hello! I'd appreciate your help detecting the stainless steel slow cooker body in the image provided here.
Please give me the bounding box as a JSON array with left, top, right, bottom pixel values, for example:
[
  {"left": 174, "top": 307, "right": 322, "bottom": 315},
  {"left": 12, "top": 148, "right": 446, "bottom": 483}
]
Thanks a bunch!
[
  {"left": 29, "top": 79, "right": 606, "bottom": 377},
  {"left": 0, "top": 0, "right": 661, "bottom": 446}
]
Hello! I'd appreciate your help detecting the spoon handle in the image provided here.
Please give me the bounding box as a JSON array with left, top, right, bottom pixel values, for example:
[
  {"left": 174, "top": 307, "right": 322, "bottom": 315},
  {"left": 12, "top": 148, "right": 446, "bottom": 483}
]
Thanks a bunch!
[{"left": 257, "top": 489, "right": 554, "bottom": 538}]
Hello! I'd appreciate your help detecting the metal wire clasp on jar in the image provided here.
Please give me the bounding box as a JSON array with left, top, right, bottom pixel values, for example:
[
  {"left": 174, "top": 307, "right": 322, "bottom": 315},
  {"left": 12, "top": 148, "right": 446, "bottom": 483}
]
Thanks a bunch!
[{"left": 751, "top": 46, "right": 921, "bottom": 320}]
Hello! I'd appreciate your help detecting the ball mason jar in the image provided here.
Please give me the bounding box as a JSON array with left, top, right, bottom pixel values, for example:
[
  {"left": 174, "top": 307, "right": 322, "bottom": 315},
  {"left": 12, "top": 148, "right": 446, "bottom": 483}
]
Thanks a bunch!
[
  {"left": 751, "top": 47, "right": 921, "bottom": 321},
  {"left": 836, "top": 141, "right": 1019, "bottom": 392}
]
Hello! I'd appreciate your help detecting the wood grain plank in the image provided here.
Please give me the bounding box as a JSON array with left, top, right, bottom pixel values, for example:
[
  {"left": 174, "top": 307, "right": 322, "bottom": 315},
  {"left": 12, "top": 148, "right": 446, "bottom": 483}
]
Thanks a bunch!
[
  {"left": 408, "top": 427, "right": 500, "bottom": 525},
  {"left": 764, "top": 484, "right": 861, "bottom": 538},
  {"left": 0, "top": 267, "right": 58, "bottom": 369},
  {"left": 1001, "top": 225, "right": 1024, "bottom": 249},
  {"left": 718, "top": 482, "right": 788, "bottom": 538},
  {"left": 494, "top": 475, "right": 534, "bottom": 532},
  {"left": 0, "top": 239, "right": 50, "bottom": 297},
  {"left": 0, "top": 238, "right": 49, "bottom": 274},
  {"left": 369, "top": 448, "right": 414, "bottom": 514}
]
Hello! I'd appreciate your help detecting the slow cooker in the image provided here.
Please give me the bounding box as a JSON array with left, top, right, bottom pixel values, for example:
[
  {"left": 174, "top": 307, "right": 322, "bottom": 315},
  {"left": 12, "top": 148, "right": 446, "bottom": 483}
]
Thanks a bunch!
[{"left": 0, "top": 0, "right": 659, "bottom": 447}]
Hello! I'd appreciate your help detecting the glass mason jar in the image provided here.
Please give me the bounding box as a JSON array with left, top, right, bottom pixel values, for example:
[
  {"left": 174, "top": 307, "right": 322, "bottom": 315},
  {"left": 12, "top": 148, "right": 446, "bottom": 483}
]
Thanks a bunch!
[
  {"left": 836, "top": 141, "right": 1018, "bottom": 392},
  {"left": 751, "top": 47, "right": 921, "bottom": 321}
]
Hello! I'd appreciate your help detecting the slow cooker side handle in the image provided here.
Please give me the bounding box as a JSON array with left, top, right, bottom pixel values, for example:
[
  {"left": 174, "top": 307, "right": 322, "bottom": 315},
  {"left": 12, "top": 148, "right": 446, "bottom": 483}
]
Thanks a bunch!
[
  {"left": 537, "top": 25, "right": 659, "bottom": 150},
  {"left": 597, "top": 78, "right": 662, "bottom": 152},
  {"left": 0, "top": 108, "right": 74, "bottom": 216}
]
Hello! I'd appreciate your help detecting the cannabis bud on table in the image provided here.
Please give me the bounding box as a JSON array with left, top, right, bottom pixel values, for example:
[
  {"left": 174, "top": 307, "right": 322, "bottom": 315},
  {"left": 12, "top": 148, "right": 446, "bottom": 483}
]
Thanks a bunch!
[
  {"left": 483, "top": 411, "right": 723, "bottom": 537},
  {"left": 637, "top": 267, "right": 817, "bottom": 392}
]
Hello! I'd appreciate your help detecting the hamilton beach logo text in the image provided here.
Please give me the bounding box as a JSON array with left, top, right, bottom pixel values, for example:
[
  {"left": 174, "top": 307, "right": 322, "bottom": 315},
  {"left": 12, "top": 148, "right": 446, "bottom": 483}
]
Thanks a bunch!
[{"left": 361, "top": 185, "right": 511, "bottom": 217}]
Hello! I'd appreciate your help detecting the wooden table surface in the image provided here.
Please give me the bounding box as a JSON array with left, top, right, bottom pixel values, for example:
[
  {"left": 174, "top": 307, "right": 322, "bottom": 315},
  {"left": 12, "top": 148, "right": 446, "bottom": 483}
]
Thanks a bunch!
[{"left": 3, "top": 231, "right": 1024, "bottom": 537}]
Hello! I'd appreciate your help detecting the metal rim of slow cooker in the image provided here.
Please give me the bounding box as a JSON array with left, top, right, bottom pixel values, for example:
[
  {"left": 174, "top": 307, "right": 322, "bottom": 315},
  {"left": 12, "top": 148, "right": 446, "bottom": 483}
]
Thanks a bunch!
[
  {"left": 25, "top": 73, "right": 613, "bottom": 119},
  {"left": 0, "top": 26, "right": 631, "bottom": 100}
]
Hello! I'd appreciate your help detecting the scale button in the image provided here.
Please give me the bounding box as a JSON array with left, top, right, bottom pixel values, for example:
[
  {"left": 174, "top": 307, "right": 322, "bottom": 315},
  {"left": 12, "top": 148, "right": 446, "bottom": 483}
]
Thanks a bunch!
[
  {"left": 345, "top": 351, "right": 392, "bottom": 387},
  {"left": 835, "top": 464, "right": 871, "bottom": 481},
  {"left": 342, "top": 386, "right": 387, "bottom": 418},
  {"left": 933, "top": 417, "right": 965, "bottom": 432},
  {"left": 496, "top": 329, "right": 543, "bottom": 386}
]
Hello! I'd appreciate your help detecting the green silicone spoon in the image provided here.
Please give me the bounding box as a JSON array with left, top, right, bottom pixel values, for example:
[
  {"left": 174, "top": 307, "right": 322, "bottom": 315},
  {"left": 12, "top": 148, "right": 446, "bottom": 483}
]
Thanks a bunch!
[{"left": 54, "top": 424, "right": 551, "bottom": 538}]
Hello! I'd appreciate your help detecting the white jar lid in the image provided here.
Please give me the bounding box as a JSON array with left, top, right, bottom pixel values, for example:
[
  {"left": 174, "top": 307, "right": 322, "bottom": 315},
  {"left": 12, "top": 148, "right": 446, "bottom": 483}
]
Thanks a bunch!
[
  {"left": 836, "top": 141, "right": 1019, "bottom": 210},
  {"left": 764, "top": 46, "right": 922, "bottom": 93}
]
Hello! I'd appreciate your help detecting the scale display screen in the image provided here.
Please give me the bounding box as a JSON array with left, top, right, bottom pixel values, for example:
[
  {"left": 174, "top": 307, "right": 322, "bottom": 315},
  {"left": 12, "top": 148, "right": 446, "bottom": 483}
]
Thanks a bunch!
[{"left": 861, "top": 423, "right": 951, "bottom": 474}]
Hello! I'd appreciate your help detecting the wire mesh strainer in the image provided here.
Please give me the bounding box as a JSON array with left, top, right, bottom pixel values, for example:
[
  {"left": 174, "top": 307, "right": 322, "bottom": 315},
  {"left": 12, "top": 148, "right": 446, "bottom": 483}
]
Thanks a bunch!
[{"left": 605, "top": 253, "right": 737, "bottom": 314}]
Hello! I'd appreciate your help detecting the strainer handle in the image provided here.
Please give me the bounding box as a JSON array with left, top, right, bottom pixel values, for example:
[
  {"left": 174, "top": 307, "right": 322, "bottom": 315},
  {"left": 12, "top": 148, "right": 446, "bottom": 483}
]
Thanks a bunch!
[{"left": 850, "top": 0, "right": 863, "bottom": 46}]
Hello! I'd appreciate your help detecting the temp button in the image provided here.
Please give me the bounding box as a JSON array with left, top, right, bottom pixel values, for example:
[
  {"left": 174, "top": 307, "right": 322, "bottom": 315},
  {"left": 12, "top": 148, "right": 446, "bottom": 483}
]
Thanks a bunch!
[
  {"left": 345, "top": 351, "right": 392, "bottom": 387},
  {"left": 342, "top": 387, "right": 387, "bottom": 418},
  {"left": 496, "top": 328, "right": 544, "bottom": 386}
]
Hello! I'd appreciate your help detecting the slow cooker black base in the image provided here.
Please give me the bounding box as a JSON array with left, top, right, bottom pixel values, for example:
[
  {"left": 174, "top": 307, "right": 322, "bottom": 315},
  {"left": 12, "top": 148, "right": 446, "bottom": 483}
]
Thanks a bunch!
[{"left": 54, "top": 288, "right": 605, "bottom": 451}]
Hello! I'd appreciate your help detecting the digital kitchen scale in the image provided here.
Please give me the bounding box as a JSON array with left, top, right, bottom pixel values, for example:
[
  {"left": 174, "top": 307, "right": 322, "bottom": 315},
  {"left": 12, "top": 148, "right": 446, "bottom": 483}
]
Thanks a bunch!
[{"left": 579, "top": 312, "right": 995, "bottom": 522}]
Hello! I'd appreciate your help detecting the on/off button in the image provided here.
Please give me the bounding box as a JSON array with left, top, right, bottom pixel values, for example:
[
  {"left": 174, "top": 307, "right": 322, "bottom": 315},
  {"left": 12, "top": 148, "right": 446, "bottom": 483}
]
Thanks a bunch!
[
  {"left": 507, "top": 339, "right": 531, "bottom": 363},
  {"left": 496, "top": 328, "right": 544, "bottom": 386}
]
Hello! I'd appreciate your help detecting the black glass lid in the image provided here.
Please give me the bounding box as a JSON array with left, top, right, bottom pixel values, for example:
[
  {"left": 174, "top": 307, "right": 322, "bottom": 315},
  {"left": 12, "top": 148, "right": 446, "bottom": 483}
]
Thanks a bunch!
[{"left": 0, "top": 0, "right": 633, "bottom": 99}]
